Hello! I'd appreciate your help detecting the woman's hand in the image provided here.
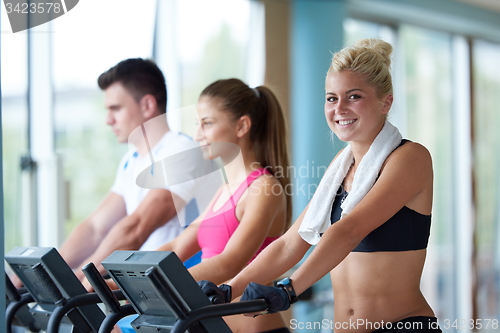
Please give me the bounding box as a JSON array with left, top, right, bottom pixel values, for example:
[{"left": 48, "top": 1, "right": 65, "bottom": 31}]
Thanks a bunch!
[
  {"left": 197, "top": 280, "right": 232, "bottom": 303},
  {"left": 240, "top": 282, "right": 290, "bottom": 315}
]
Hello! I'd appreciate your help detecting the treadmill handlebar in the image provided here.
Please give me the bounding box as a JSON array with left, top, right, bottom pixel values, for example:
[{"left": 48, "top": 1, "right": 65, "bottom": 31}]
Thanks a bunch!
[
  {"left": 82, "top": 262, "right": 121, "bottom": 313},
  {"left": 171, "top": 299, "right": 269, "bottom": 333}
]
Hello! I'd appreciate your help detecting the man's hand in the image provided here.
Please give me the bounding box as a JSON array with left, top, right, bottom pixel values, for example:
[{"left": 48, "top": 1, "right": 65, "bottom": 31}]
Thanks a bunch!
[{"left": 9, "top": 274, "right": 24, "bottom": 289}]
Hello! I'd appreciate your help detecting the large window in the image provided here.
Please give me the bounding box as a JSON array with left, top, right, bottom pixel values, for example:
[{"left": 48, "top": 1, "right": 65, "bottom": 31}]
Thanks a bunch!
[
  {"left": 473, "top": 40, "right": 500, "bottom": 327},
  {"left": 399, "top": 25, "right": 456, "bottom": 322},
  {"left": 171, "top": 0, "right": 258, "bottom": 136},
  {"left": 1, "top": 8, "right": 28, "bottom": 251},
  {"left": 52, "top": 0, "right": 157, "bottom": 235},
  {"left": 175, "top": 0, "right": 254, "bottom": 105},
  {"left": 2, "top": 0, "right": 262, "bottom": 248}
]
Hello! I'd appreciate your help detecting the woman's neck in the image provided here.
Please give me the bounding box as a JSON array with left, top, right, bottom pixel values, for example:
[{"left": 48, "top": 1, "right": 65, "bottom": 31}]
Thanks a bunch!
[
  {"left": 222, "top": 148, "right": 261, "bottom": 187},
  {"left": 349, "top": 143, "right": 369, "bottom": 169},
  {"left": 349, "top": 120, "right": 386, "bottom": 167}
]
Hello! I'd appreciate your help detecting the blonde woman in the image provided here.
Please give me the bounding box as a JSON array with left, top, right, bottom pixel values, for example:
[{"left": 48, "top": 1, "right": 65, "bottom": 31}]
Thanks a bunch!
[{"left": 203, "top": 39, "right": 441, "bottom": 333}]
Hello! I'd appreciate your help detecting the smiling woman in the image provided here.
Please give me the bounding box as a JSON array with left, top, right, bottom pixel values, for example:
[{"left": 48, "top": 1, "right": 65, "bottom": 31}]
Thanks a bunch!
[
  {"left": 220, "top": 39, "right": 441, "bottom": 333},
  {"left": 324, "top": 39, "right": 394, "bottom": 150},
  {"left": 324, "top": 70, "right": 393, "bottom": 145}
]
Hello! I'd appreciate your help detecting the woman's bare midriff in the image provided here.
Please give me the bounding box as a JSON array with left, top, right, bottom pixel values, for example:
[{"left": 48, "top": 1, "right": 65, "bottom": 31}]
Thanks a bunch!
[
  {"left": 223, "top": 311, "right": 288, "bottom": 333},
  {"left": 218, "top": 279, "right": 288, "bottom": 333},
  {"left": 330, "top": 250, "right": 434, "bottom": 333}
]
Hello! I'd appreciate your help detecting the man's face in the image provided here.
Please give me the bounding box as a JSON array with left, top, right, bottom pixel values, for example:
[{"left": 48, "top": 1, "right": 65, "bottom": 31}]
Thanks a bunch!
[{"left": 104, "top": 82, "right": 145, "bottom": 143}]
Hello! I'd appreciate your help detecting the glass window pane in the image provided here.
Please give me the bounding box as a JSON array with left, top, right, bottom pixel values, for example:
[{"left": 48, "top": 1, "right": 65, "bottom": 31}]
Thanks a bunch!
[
  {"left": 52, "top": 0, "right": 157, "bottom": 91},
  {"left": 52, "top": 0, "right": 156, "bottom": 235},
  {"left": 54, "top": 92, "right": 127, "bottom": 235},
  {"left": 51, "top": 0, "right": 258, "bottom": 236},
  {"left": 473, "top": 39, "right": 500, "bottom": 325},
  {"left": 344, "top": 18, "right": 384, "bottom": 45},
  {"left": 174, "top": 0, "right": 254, "bottom": 135},
  {"left": 400, "top": 25, "right": 456, "bottom": 321},
  {"left": 1, "top": 8, "right": 29, "bottom": 252}
]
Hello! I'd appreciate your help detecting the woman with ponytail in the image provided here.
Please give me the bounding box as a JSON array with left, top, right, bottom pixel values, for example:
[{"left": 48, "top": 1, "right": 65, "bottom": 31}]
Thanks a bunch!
[{"left": 156, "top": 78, "right": 291, "bottom": 333}]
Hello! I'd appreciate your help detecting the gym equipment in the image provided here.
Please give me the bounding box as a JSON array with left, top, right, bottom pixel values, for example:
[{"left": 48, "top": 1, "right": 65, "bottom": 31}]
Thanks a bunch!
[
  {"left": 81, "top": 262, "right": 136, "bottom": 333},
  {"left": 5, "top": 247, "right": 106, "bottom": 333},
  {"left": 5, "top": 273, "right": 41, "bottom": 333},
  {"left": 101, "top": 251, "right": 268, "bottom": 333}
]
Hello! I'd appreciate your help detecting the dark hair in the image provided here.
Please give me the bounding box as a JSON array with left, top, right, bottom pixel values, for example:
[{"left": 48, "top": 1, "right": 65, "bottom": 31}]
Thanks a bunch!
[
  {"left": 98, "top": 58, "right": 167, "bottom": 113},
  {"left": 200, "top": 78, "right": 292, "bottom": 227}
]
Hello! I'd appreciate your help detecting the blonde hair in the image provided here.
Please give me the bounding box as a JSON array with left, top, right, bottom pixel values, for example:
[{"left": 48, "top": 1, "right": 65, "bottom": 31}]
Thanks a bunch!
[{"left": 329, "top": 38, "right": 393, "bottom": 98}]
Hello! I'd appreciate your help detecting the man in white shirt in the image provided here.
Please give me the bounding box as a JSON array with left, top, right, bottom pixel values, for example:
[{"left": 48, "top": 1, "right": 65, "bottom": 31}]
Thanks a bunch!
[{"left": 59, "top": 58, "right": 214, "bottom": 280}]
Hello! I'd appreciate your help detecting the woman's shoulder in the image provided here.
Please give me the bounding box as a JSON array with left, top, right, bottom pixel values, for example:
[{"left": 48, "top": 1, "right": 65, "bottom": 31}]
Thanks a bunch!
[
  {"left": 249, "top": 170, "right": 282, "bottom": 190},
  {"left": 243, "top": 170, "right": 284, "bottom": 201},
  {"left": 395, "top": 140, "right": 431, "bottom": 160},
  {"left": 384, "top": 140, "right": 433, "bottom": 173},
  {"left": 239, "top": 170, "right": 286, "bottom": 216}
]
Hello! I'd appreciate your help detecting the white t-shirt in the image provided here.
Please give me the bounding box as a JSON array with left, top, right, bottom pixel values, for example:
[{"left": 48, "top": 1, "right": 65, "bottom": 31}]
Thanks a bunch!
[{"left": 111, "top": 131, "right": 221, "bottom": 250}]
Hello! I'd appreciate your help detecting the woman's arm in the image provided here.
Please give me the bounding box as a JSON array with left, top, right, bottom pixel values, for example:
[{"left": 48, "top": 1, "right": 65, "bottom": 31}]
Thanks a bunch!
[
  {"left": 155, "top": 221, "right": 201, "bottom": 261},
  {"left": 288, "top": 142, "right": 433, "bottom": 295},
  {"left": 226, "top": 151, "right": 347, "bottom": 297},
  {"left": 228, "top": 203, "right": 312, "bottom": 299},
  {"left": 231, "top": 143, "right": 432, "bottom": 299},
  {"left": 188, "top": 175, "right": 295, "bottom": 285}
]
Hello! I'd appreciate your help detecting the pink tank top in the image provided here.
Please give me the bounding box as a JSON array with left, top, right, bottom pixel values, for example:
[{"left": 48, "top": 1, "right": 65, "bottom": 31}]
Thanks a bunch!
[{"left": 197, "top": 168, "right": 280, "bottom": 262}]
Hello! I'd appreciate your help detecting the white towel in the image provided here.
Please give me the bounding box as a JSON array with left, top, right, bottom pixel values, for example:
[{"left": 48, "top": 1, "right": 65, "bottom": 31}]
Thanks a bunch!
[{"left": 298, "top": 120, "right": 402, "bottom": 245}]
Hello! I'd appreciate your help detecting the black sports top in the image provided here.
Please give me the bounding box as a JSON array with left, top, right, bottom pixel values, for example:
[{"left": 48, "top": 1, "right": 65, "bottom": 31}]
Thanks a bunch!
[{"left": 329, "top": 140, "right": 431, "bottom": 252}]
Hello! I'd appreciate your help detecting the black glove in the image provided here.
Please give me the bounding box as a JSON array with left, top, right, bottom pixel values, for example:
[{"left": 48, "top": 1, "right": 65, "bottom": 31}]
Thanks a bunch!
[
  {"left": 240, "top": 282, "right": 290, "bottom": 314},
  {"left": 197, "top": 280, "right": 232, "bottom": 304}
]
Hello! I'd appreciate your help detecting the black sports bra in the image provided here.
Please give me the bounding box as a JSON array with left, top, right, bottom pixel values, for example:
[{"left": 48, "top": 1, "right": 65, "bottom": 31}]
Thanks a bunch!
[{"left": 329, "top": 140, "right": 431, "bottom": 252}]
